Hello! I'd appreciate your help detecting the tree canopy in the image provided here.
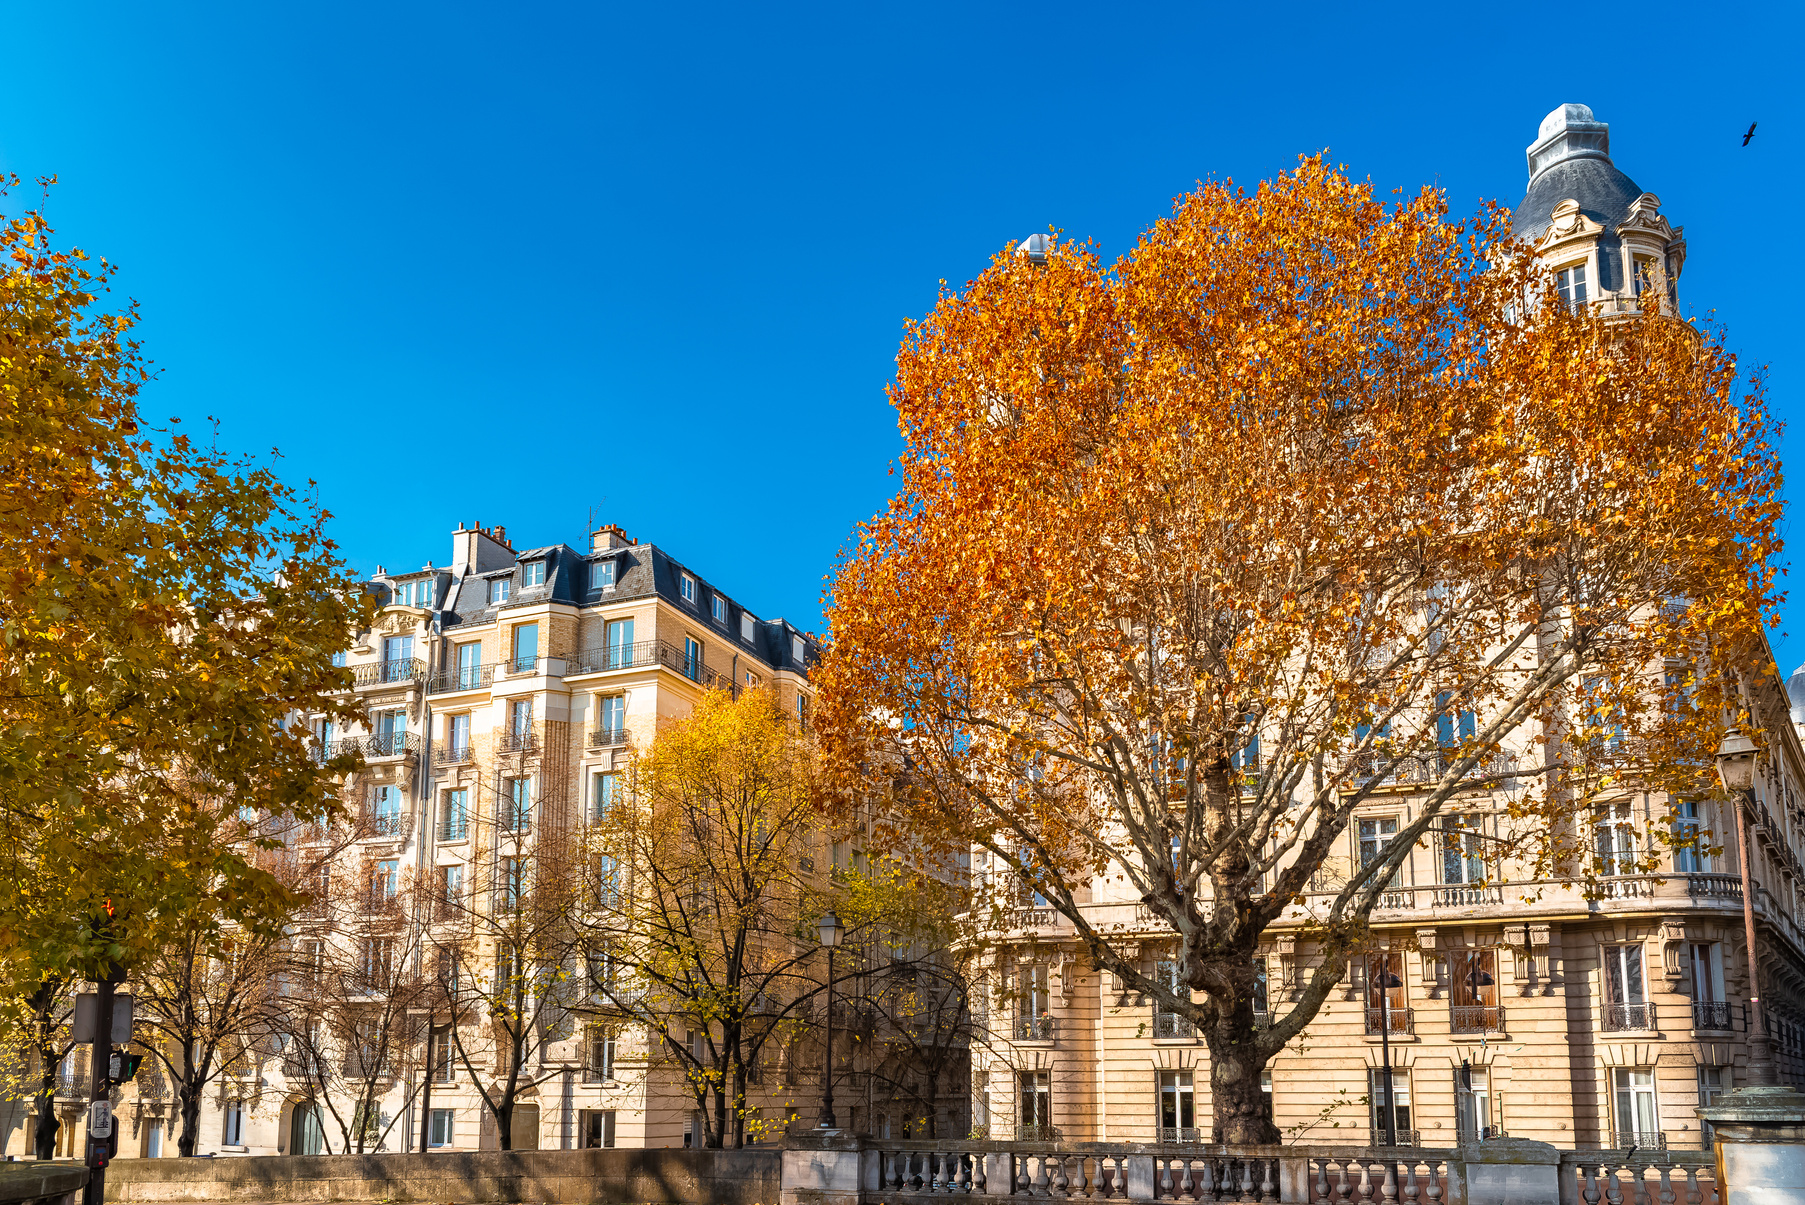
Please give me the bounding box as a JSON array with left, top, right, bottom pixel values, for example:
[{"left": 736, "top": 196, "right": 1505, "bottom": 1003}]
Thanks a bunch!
[{"left": 815, "top": 157, "right": 1781, "bottom": 1141}]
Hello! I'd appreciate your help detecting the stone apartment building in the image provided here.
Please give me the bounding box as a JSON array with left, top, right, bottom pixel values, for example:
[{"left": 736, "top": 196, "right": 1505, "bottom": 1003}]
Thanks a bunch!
[{"left": 969, "top": 103, "right": 1805, "bottom": 1153}]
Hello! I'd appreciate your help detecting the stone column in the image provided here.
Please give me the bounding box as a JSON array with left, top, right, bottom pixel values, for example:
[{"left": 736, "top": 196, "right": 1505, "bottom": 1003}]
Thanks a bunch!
[
  {"left": 779, "top": 1129, "right": 864, "bottom": 1205},
  {"left": 1454, "top": 1136, "right": 1561, "bottom": 1205},
  {"left": 1698, "top": 1085, "right": 1805, "bottom": 1205}
]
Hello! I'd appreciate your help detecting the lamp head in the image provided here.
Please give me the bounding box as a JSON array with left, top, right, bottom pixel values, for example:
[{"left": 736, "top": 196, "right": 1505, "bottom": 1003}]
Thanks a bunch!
[
  {"left": 1716, "top": 730, "right": 1759, "bottom": 793},
  {"left": 1016, "top": 233, "right": 1050, "bottom": 265},
  {"left": 818, "top": 910, "right": 844, "bottom": 949}
]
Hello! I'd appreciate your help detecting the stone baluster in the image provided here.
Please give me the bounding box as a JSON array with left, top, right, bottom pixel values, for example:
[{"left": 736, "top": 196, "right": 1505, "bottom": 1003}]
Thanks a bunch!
[
  {"left": 1401, "top": 1160, "right": 1419, "bottom": 1205},
  {"left": 891, "top": 1150, "right": 907, "bottom": 1193},
  {"left": 1336, "top": 1158, "right": 1354, "bottom": 1203},
  {"left": 1052, "top": 1155, "right": 1069, "bottom": 1198},
  {"left": 935, "top": 1150, "right": 951, "bottom": 1193},
  {"left": 1380, "top": 1160, "right": 1398, "bottom": 1205},
  {"left": 1657, "top": 1164, "right": 1676, "bottom": 1205},
  {"left": 1581, "top": 1162, "right": 1603, "bottom": 1205},
  {"left": 1237, "top": 1156, "right": 1254, "bottom": 1203},
  {"left": 1356, "top": 1159, "right": 1375, "bottom": 1204},
  {"left": 1604, "top": 1163, "right": 1625, "bottom": 1205},
  {"left": 1019, "top": 1154, "right": 1034, "bottom": 1197},
  {"left": 1423, "top": 1158, "right": 1442, "bottom": 1205},
  {"left": 1261, "top": 1157, "right": 1277, "bottom": 1205}
]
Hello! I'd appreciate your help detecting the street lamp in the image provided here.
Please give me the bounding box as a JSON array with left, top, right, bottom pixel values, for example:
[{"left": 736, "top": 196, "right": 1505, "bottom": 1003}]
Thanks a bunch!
[
  {"left": 1376, "top": 959, "right": 1404, "bottom": 1146},
  {"left": 1716, "top": 731, "right": 1778, "bottom": 1088},
  {"left": 817, "top": 910, "right": 844, "bottom": 1129}
]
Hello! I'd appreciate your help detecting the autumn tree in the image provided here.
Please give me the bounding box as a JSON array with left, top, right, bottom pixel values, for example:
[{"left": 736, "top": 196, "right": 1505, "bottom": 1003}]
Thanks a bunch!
[
  {"left": 0, "top": 179, "right": 368, "bottom": 1010},
  {"left": 0, "top": 975, "right": 77, "bottom": 1158},
  {"left": 816, "top": 158, "right": 1781, "bottom": 1142}
]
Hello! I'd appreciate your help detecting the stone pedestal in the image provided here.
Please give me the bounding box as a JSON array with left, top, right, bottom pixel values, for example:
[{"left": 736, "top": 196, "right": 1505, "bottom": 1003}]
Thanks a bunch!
[
  {"left": 1699, "top": 1085, "right": 1805, "bottom": 1205},
  {"left": 1453, "top": 1136, "right": 1561, "bottom": 1205},
  {"left": 779, "top": 1129, "right": 865, "bottom": 1205}
]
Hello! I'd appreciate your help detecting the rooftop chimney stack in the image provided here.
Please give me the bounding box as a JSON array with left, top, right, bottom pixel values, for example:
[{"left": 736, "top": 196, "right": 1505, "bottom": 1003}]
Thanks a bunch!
[{"left": 592, "top": 524, "right": 634, "bottom": 553}]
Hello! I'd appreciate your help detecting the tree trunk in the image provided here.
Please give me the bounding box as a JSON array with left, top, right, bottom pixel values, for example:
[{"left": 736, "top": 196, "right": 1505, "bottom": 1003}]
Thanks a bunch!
[
  {"left": 32, "top": 1090, "right": 57, "bottom": 1161},
  {"left": 177, "top": 1080, "right": 203, "bottom": 1156},
  {"left": 496, "top": 1101, "right": 512, "bottom": 1151},
  {"left": 1203, "top": 961, "right": 1278, "bottom": 1145}
]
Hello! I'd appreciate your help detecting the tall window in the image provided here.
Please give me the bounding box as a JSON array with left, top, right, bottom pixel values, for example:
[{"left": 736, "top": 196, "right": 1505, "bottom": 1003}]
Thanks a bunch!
[
  {"left": 1439, "top": 814, "right": 1486, "bottom": 885},
  {"left": 740, "top": 613, "right": 755, "bottom": 642},
  {"left": 1604, "top": 944, "right": 1650, "bottom": 1030},
  {"left": 361, "top": 937, "right": 392, "bottom": 988},
  {"left": 371, "top": 784, "right": 402, "bottom": 828},
  {"left": 504, "top": 778, "right": 532, "bottom": 832},
  {"left": 382, "top": 635, "right": 414, "bottom": 678},
  {"left": 1450, "top": 949, "right": 1497, "bottom": 1033},
  {"left": 1252, "top": 957, "right": 1269, "bottom": 1021},
  {"left": 438, "top": 865, "right": 462, "bottom": 916},
  {"left": 1595, "top": 803, "right": 1637, "bottom": 876},
  {"left": 1018, "top": 1070, "right": 1051, "bottom": 1138},
  {"left": 1158, "top": 1071, "right": 1195, "bottom": 1142},
  {"left": 585, "top": 1026, "right": 617, "bottom": 1082},
  {"left": 370, "top": 859, "right": 399, "bottom": 902},
  {"left": 605, "top": 618, "right": 634, "bottom": 667},
  {"left": 600, "top": 695, "right": 626, "bottom": 740},
  {"left": 1434, "top": 691, "right": 1478, "bottom": 763},
  {"left": 523, "top": 560, "right": 545, "bottom": 587},
  {"left": 590, "top": 560, "right": 615, "bottom": 591},
  {"left": 684, "top": 636, "right": 703, "bottom": 681},
  {"left": 712, "top": 595, "right": 727, "bottom": 624},
  {"left": 1359, "top": 817, "right": 1401, "bottom": 887},
  {"left": 489, "top": 577, "right": 510, "bottom": 605},
  {"left": 1366, "top": 952, "right": 1407, "bottom": 1035},
  {"left": 1457, "top": 1068, "right": 1493, "bottom": 1141},
  {"left": 1557, "top": 262, "right": 1588, "bottom": 312},
  {"left": 1673, "top": 801, "right": 1709, "bottom": 872},
  {"left": 1698, "top": 1067, "right": 1726, "bottom": 1140},
  {"left": 1016, "top": 964, "right": 1050, "bottom": 1040},
  {"left": 680, "top": 574, "right": 696, "bottom": 602},
  {"left": 455, "top": 642, "right": 482, "bottom": 688},
  {"left": 501, "top": 857, "right": 526, "bottom": 909},
  {"left": 592, "top": 771, "right": 621, "bottom": 822},
  {"left": 512, "top": 623, "right": 539, "bottom": 672},
  {"left": 442, "top": 788, "right": 468, "bottom": 840},
  {"left": 510, "top": 699, "right": 533, "bottom": 741},
  {"left": 1368, "top": 1069, "right": 1411, "bottom": 1142},
  {"left": 1612, "top": 1068, "right": 1658, "bottom": 1145},
  {"left": 1153, "top": 960, "right": 1191, "bottom": 1038},
  {"left": 1691, "top": 943, "right": 1728, "bottom": 1029},
  {"left": 222, "top": 1099, "right": 244, "bottom": 1146},
  {"left": 448, "top": 713, "right": 471, "bottom": 760}
]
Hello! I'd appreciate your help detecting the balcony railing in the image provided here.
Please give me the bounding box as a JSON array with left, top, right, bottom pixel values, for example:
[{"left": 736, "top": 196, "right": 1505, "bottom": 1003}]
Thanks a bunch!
[
  {"left": 1351, "top": 750, "right": 1516, "bottom": 789},
  {"left": 1692, "top": 1001, "right": 1734, "bottom": 1031},
  {"left": 1156, "top": 1127, "right": 1203, "bottom": 1144},
  {"left": 435, "top": 743, "right": 473, "bottom": 767},
  {"left": 1014, "top": 1124, "right": 1061, "bottom": 1142},
  {"left": 362, "top": 811, "right": 412, "bottom": 839},
  {"left": 1014, "top": 1015, "right": 1056, "bottom": 1042},
  {"left": 1606, "top": 1130, "right": 1667, "bottom": 1151},
  {"left": 500, "top": 810, "right": 533, "bottom": 836},
  {"left": 1687, "top": 873, "right": 1744, "bottom": 902},
  {"left": 441, "top": 812, "right": 469, "bottom": 841},
  {"left": 1603, "top": 1002, "right": 1656, "bottom": 1032},
  {"left": 587, "top": 725, "right": 627, "bottom": 748},
  {"left": 1368, "top": 1129, "right": 1423, "bottom": 1147},
  {"left": 1365, "top": 1006, "right": 1414, "bottom": 1036},
  {"left": 1152, "top": 1012, "right": 1195, "bottom": 1039},
  {"left": 354, "top": 658, "right": 425, "bottom": 687},
  {"left": 429, "top": 664, "right": 495, "bottom": 694},
  {"left": 497, "top": 727, "right": 538, "bottom": 754},
  {"left": 572, "top": 640, "right": 660, "bottom": 675},
  {"left": 365, "top": 732, "right": 420, "bottom": 758},
  {"left": 1449, "top": 1004, "right": 1503, "bottom": 1034}
]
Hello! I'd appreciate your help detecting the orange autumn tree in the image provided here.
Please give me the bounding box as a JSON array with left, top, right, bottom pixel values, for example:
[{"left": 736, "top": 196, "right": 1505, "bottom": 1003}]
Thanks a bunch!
[{"left": 815, "top": 157, "right": 1781, "bottom": 1143}]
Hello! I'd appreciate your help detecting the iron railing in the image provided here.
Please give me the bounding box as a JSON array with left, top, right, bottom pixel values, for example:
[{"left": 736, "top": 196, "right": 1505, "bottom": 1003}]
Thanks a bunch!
[
  {"left": 365, "top": 732, "right": 420, "bottom": 758},
  {"left": 435, "top": 743, "right": 473, "bottom": 767},
  {"left": 1606, "top": 1131, "right": 1667, "bottom": 1150},
  {"left": 354, "top": 658, "right": 425, "bottom": 687},
  {"left": 1364, "top": 1006, "right": 1414, "bottom": 1036},
  {"left": 363, "top": 811, "right": 412, "bottom": 839},
  {"left": 572, "top": 640, "right": 661, "bottom": 675},
  {"left": 1603, "top": 1002, "right": 1656, "bottom": 1031},
  {"left": 497, "top": 727, "right": 538, "bottom": 754},
  {"left": 587, "top": 725, "right": 628, "bottom": 748},
  {"left": 1153, "top": 1012, "right": 1195, "bottom": 1039},
  {"left": 1367, "top": 1129, "right": 1423, "bottom": 1147},
  {"left": 441, "top": 811, "right": 469, "bottom": 841},
  {"left": 1156, "top": 1127, "right": 1203, "bottom": 1144},
  {"left": 429, "top": 664, "right": 495, "bottom": 694},
  {"left": 1449, "top": 1005, "right": 1503, "bottom": 1033},
  {"left": 1691, "top": 1001, "right": 1733, "bottom": 1031},
  {"left": 500, "top": 809, "right": 533, "bottom": 835},
  {"left": 1014, "top": 1015, "right": 1056, "bottom": 1041},
  {"left": 1013, "top": 1124, "right": 1061, "bottom": 1143}
]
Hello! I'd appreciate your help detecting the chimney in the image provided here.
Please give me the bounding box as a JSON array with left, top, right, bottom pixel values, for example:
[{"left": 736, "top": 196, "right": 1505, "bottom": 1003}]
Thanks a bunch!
[
  {"left": 591, "top": 524, "right": 634, "bottom": 553},
  {"left": 452, "top": 521, "right": 516, "bottom": 575}
]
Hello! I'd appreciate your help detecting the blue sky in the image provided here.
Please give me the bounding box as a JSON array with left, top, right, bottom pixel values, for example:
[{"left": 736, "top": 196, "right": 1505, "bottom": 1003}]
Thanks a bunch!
[{"left": 3, "top": 2, "right": 1800, "bottom": 667}]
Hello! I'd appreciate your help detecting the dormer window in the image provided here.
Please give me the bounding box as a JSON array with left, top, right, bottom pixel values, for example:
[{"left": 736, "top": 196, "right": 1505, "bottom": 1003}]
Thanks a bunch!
[
  {"left": 791, "top": 636, "right": 806, "bottom": 663},
  {"left": 591, "top": 560, "right": 615, "bottom": 591},
  {"left": 712, "top": 595, "right": 726, "bottom": 624},
  {"left": 396, "top": 580, "right": 433, "bottom": 608},
  {"left": 680, "top": 574, "right": 696, "bottom": 603},
  {"left": 489, "top": 578, "right": 511, "bottom": 605},
  {"left": 740, "top": 614, "right": 754, "bottom": 643},
  {"left": 1556, "top": 263, "right": 1588, "bottom": 314},
  {"left": 524, "top": 561, "right": 546, "bottom": 587}
]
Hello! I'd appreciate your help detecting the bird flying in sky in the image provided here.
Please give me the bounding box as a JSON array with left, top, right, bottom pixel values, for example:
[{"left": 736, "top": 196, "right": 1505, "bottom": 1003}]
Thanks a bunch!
[{"left": 1744, "top": 122, "right": 1758, "bottom": 146}]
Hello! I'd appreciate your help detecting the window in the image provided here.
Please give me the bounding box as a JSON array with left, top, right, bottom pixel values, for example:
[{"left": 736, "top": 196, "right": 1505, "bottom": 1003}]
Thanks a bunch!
[
  {"left": 585, "top": 1025, "right": 617, "bottom": 1082},
  {"left": 1691, "top": 943, "right": 1728, "bottom": 1029},
  {"left": 1612, "top": 1068, "right": 1658, "bottom": 1146},
  {"left": 740, "top": 613, "right": 755, "bottom": 642},
  {"left": 1604, "top": 944, "right": 1651, "bottom": 1030},
  {"left": 442, "top": 788, "right": 468, "bottom": 840},
  {"left": 797, "top": 693, "right": 810, "bottom": 730},
  {"left": 1153, "top": 960, "right": 1192, "bottom": 1038},
  {"left": 512, "top": 623, "right": 539, "bottom": 672},
  {"left": 1632, "top": 255, "right": 1659, "bottom": 300},
  {"left": 381, "top": 635, "right": 414, "bottom": 681},
  {"left": 1016, "top": 964, "right": 1051, "bottom": 1040},
  {"left": 454, "top": 641, "right": 482, "bottom": 688},
  {"left": 447, "top": 713, "right": 471, "bottom": 761},
  {"left": 604, "top": 618, "right": 635, "bottom": 667},
  {"left": 1434, "top": 691, "right": 1478, "bottom": 756},
  {"left": 684, "top": 636, "right": 703, "bottom": 681},
  {"left": 1439, "top": 815, "right": 1487, "bottom": 885},
  {"left": 1359, "top": 816, "right": 1401, "bottom": 887},
  {"left": 1595, "top": 803, "right": 1637, "bottom": 876},
  {"left": 331, "top": 651, "right": 347, "bottom": 668},
  {"left": 1366, "top": 952, "right": 1407, "bottom": 1035},
  {"left": 1369, "top": 1069, "right": 1411, "bottom": 1143},
  {"left": 744, "top": 670, "right": 762, "bottom": 688},
  {"left": 1557, "top": 262, "right": 1588, "bottom": 312},
  {"left": 374, "top": 708, "right": 408, "bottom": 754},
  {"left": 712, "top": 595, "right": 726, "bottom": 624},
  {"left": 1673, "top": 801, "right": 1709, "bottom": 872},
  {"left": 489, "top": 577, "right": 511, "bottom": 605},
  {"left": 361, "top": 936, "right": 393, "bottom": 988},
  {"left": 222, "top": 1099, "right": 244, "bottom": 1146},
  {"left": 680, "top": 574, "right": 696, "bottom": 603},
  {"left": 371, "top": 859, "right": 399, "bottom": 902},
  {"left": 580, "top": 1110, "right": 616, "bottom": 1149},
  {"left": 438, "top": 864, "right": 463, "bottom": 914},
  {"left": 501, "top": 857, "right": 526, "bottom": 909},
  {"left": 1698, "top": 1067, "right": 1726, "bottom": 1140},
  {"left": 1157, "top": 1071, "right": 1196, "bottom": 1142},
  {"left": 397, "top": 579, "right": 433, "bottom": 608},
  {"left": 509, "top": 699, "right": 533, "bottom": 742},
  {"left": 1583, "top": 676, "right": 1627, "bottom": 752},
  {"left": 523, "top": 561, "right": 545, "bottom": 587},
  {"left": 1014, "top": 847, "right": 1048, "bottom": 906},
  {"left": 792, "top": 635, "right": 806, "bottom": 663},
  {"left": 428, "top": 1109, "right": 454, "bottom": 1147},
  {"left": 1450, "top": 949, "right": 1497, "bottom": 1032},
  {"left": 592, "top": 771, "right": 621, "bottom": 821},
  {"left": 1252, "top": 957, "right": 1268, "bottom": 1020},
  {"left": 371, "top": 784, "right": 403, "bottom": 830},
  {"left": 1457, "top": 1067, "right": 1493, "bottom": 1141},
  {"left": 599, "top": 695, "right": 626, "bottom": 741},
  {"left": 504, "top": 778, "right": 532, "bottom": 832},
  {"left": 590, "top": 560, "right": 615, "bottom": 591},
  {"left": 1018, "top": 1070, "right": 1052, "bottom": 1139}
]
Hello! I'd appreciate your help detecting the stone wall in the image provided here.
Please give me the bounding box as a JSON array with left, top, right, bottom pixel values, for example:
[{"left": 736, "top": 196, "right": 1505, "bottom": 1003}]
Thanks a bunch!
[{"left": 100, "top": 1148, "right": 781, "bottom": 1205}]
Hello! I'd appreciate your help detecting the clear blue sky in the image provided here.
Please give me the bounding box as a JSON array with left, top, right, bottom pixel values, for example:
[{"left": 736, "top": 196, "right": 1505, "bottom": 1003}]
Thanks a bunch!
[{"left": 3, "top": 2, "right": 1799, "bottom": 667}]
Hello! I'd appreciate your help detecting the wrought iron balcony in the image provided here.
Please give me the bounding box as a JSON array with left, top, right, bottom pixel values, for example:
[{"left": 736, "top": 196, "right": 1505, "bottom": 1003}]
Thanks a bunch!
[
  {"left": 587, "top": 725, "right": 628, "bottom": 748},
  {"left": 1692, "top": 1001, "right": 1734, "bottom": 1031},
  {"left": 429, "top": 664, "right": 495, "bottom": 694},
  {"left": 1603, "top": 1002, "right": 1656, "bottom": 1032},
  {"left": 361, "top": 811, "right": 412, "bottom": 839},
  {"left": 1368, "top": 1129, "right": 1422, "bottom": 1147},
  {"left": 1364, "top": 1006, "right": 1414, "bottom": 1036},
  {"left": 435, "top": 743, "right": 473, "bottom": 767},
  {"left": 364, "top": 732, "right": 420, "bottom": 758},
  {"left": 354, "top": 658, "right": 425, "bottom": 687},
  {"left": 497, "top": 727, "right": 538, "bottom": 754},
  {"left": 1014, "top": 1015, "right": 1056, "bottom": 1042},
  {"left": 500, "top": 809, "right": 533, "bottom": 836},
  {"left": 1014, "top": 1124, "right": 1061, "bottom": 1143},
  {"left": 571, "top": 640, "right": 661, "bottom": 675},
  {"left": 1152, "top": 1012, "right": 1195, "bottom": 1039},
  {"left": 1449, "top": 1005, "right": 1503, "bottom": 1034},
  {"left": 1607, "top": 1130, "right": 1666, "bottom": 1150},
  {"left": 1156, "top": 1127, "right": 1202, "bottom": 1144}
]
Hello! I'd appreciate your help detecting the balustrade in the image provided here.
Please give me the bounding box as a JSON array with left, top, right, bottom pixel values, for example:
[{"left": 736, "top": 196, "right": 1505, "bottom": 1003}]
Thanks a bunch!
[{"left": 1560, "top": 1152, "right": 1717, "bottom": 1205}]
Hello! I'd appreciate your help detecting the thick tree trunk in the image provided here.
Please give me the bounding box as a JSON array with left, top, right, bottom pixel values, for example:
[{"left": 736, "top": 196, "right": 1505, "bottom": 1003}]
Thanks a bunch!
[
  {"left": 1203, "top": 959, "right": 1278, "bottom": 1145},
  {"left": 177, "top": 1081, "right": 203, "bottom": 1156},
  {"left": 32, "top": 1090, "right": 58, "bottom": 1160}
]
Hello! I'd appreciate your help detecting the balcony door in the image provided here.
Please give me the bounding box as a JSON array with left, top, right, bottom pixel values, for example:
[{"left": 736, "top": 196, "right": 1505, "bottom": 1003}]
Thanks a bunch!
[
  {"left": 606, "top": 618, "right": 634, "bottom": 668},
  {"left": 1158, "top": 1071, "right": 1196, "bottom": 1142},
  {"left": 456, "top": 641, "right": 481, "bottom": 688},
  {"left": 1604, "top": 944, "right": 1648, "bottom": 1029},
  {"left": 1366, "top": 952, "right": 1406, "bottom": 1035},
  {"left": 1450, "top": 949, "right": 1497, "bottom": 1032},
  {"left": 1612, "top": 1068, "right": 1658, "bottom": 1145},
  {"left": 1018, "top": 1070, "right": 1051, "bottom": 1139},
  {"left": 382, "top": 635, "right": 414, "bottom": 681}
]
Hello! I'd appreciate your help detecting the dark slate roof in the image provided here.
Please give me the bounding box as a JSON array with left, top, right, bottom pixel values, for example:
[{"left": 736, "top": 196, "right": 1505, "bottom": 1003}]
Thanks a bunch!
[{"left": 1511, "top": 156, "right": 1646, "bottom": 245}]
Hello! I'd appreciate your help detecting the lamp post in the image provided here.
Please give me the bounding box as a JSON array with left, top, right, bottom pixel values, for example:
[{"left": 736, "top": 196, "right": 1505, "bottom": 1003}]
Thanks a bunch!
[
  {"left": 1376, "top": 954, "right": 1403, "bottom": 1146},
  {"left": 1715, "top": 731, "right": 1779, "bottom": 1088},
  {"left": 817, "top": 910, "right": 844, "bottom": 1129}
]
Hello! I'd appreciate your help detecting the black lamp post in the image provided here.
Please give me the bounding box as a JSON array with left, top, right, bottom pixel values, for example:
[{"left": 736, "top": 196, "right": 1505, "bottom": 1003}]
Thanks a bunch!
[
  {"left": 1377, "top": 959, "right": 1403, "bottom": 1145},
  {"left": 817, "top": 910, "right": 844, "bottom": 1129},
  {"left": 1716, "top": 731, "right": 1779, "bottom": 1088}
]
